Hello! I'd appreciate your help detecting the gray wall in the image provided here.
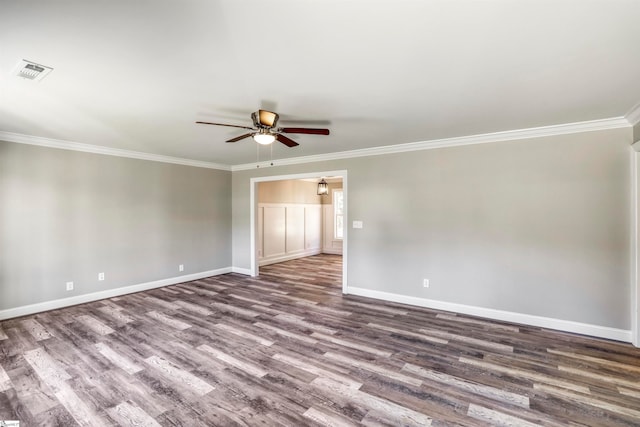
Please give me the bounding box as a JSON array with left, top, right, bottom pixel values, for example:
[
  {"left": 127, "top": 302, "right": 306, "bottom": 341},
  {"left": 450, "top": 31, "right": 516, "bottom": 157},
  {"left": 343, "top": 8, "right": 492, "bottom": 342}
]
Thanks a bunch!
[
  {"left": 232, "top": 128, "right": 632, "bottom": 329},
  {"left": 634, "top": 122, "right": 640, "bottom": 143},
  {"left": 0, "top": 141, "right": 231, "bottom": 310}
]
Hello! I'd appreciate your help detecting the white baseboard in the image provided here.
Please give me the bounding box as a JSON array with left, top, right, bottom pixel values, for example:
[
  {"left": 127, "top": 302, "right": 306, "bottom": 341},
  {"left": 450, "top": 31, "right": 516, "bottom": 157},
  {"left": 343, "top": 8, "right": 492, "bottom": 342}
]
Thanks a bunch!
[
  {"left": 345, "top": 286, "right": 632, "bottom": 343},
  {"left": 321, "top": 249, "right": 343, "bottom": 255},
  {"left": 0, "top": 267, "right": 232, "bottom": 321},
  {"left": 231, "top": 266, "right": 252, "bottom": 276},
  {"left": 259, "top": 248, "right": 322, "bottom": 267}
]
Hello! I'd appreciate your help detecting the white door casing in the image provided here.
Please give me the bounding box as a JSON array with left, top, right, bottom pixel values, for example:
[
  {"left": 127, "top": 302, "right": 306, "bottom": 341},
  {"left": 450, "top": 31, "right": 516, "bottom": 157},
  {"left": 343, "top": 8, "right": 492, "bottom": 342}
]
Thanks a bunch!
[{"left": 250, "top": 170, "right": 348, "bottom": 294}]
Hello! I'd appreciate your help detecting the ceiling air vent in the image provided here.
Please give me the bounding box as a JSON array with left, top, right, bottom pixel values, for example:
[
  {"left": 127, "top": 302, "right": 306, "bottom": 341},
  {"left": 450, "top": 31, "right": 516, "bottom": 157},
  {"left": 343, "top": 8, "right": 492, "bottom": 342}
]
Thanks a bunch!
[{"left": 13, "top": 59, "right": 53, "bottom": 81}]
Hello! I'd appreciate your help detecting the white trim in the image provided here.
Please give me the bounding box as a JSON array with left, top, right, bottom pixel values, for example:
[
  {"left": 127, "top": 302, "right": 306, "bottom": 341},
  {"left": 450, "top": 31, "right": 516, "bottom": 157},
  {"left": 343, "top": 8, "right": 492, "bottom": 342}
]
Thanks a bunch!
[
  {"left": 249, "top": 170, "right": 348, "bottom": 293},
  {"left": 633, "top": 150, "right": 639, "bottom": 347},
  {"left": 342, "top": 173, "right": 348, "bottom": 294},
  {"left": 231, "top": 266, "right": 252, "bottom": 275},
  {"left": 346, "top": 287, "right": 632, "bottom": 343},
  {"left": 250, "top": 179, "right": 257, "bottom": 277},
  {"left": 0, "top": 267, "right": 232, "bottom": 321},
  {"left": 259, "top": 249, "right": 322, "bottom": 266},
  {"left": 231, "top": 117, "right": 630, "bottom": 171},
  {"left": 2, "top": 116, "right": 630, "bottom": 171},
  {"left": 321, "top": 249, "right": 343, "bottom": 255},
  {"left": 626, "top": 102, "right": 640, "bottom": 126},
  {"left": 258, "top": 202, "right": 323, "bottom": 208},
  {"left": 0, "top": 131, "right": 231, "bottom": 171}
]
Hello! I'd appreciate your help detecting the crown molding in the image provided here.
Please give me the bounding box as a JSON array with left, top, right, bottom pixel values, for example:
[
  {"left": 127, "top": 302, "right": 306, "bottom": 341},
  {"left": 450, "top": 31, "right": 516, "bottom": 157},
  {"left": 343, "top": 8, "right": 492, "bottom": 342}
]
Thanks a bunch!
[
  {"left": 231, "top": 116, "right": 630, "bottom": 171},
  {"left": 1, "top": 115, "right": 630, "bottom": 173},
  {"left": 626, "top": 102, "right": 640, "bottom": 126},
  {"left": 0, "top": 131, "right": 231, "bottom": 171}
]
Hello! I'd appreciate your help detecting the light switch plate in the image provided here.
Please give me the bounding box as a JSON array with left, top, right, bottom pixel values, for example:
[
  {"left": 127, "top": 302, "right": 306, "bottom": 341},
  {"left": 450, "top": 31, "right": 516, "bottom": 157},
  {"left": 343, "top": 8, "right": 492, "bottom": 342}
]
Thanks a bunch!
[{"left": 353, "top": 220, "right": 363, "bottom": 229}]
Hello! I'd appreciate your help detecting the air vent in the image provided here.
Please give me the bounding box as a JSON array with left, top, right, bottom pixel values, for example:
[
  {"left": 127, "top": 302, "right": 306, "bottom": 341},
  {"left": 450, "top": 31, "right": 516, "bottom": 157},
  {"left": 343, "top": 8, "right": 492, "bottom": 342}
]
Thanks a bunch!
[{"left": 13, "top": 59, "right": 53, "bottom": 81}]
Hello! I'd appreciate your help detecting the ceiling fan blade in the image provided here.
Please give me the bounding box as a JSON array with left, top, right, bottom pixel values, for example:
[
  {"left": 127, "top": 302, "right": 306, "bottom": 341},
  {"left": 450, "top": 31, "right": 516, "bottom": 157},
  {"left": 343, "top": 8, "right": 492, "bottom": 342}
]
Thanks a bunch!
[
  {"left": 196, "top": 121, "right": 254, "bottom": 130},
  {"left": 280, "top": 127, "right": 330, "bottom": 135},
  {"left": 276, "top": 134, "right": 299, "bottom": 147},
  {"left": 226, "top": 133, "right": 253, "bottom": 143}
]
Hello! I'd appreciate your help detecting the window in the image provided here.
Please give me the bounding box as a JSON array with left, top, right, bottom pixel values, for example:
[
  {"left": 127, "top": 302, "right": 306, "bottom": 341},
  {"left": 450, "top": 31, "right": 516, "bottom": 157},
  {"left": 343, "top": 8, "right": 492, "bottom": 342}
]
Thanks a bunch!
[{"left": 333, "top": 189, "right": 344, "bottom": 240}]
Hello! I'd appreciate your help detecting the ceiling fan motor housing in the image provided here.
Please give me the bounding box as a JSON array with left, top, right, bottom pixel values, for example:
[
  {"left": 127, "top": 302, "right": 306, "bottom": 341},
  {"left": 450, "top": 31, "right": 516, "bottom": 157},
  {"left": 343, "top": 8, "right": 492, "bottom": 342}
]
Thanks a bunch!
[{"left": 252, "top": 110, "right": 279, "bottom": 128}]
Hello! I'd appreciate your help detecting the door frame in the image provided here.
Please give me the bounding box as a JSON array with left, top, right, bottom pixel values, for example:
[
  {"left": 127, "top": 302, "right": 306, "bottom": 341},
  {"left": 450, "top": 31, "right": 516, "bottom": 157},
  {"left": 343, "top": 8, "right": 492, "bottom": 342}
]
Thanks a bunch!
[
  {"left": 250, "top": 170, "right": 348, "bottom": 294},
  {"left": 632, "top": 148, "right": 639, "bottom": 347}
]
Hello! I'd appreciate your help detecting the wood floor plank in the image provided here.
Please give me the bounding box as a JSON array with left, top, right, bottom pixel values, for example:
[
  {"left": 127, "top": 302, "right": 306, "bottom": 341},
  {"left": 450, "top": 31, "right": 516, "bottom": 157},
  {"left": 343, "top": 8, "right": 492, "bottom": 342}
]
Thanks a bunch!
[
  {"left": 145, "top": 310, "right": 192, "bottom": 330},
  {"left": 367, "top": 322, "right": 449, "bottom": 344},
  {"left": 311, "top": 377, "right": 433, "bottom": 426},
  {"left": 272, "top": 352, "right": 363, "bottom": 389},
  {"left": 4, "top": 364, "right": 58, "bottom": 416},
  {"left": 311, "top": 332, "right": 392, "bottom": 357},
  {"left": 435, "top": 313, "right": 520, "bottom": 332},
  {"left": 97, "top": 305, "right": 134, "bottom": 325},
  {"left": 143, "top": 355, "right": 214, "bottom": 396},
  {"left": 20, "top": 319, "right": 53, "bottom": 341},
  {"left": 402, "top": 362, "right": 530, "bottom": 408},
  {"left": 1, "top": 254, "right": 639, "bottom": 426},
  {"left": 54, "top": 383, "right": 110, "bottom": 427},
  {"left": 75, "top": 315, "right": 115, "bottom": 336},
  {"left": 303, "top": 405, "right": 359, "bottom": 426},
  {"left": 107, "top": 401, "right": 162, "bottom": 427},
  {"left": 94, "top": 342, "right": 144, "bottom": 375},
  {"left": 197, "top": 344, "right": 269, "bottom": 378},
  {"left": 214, "top": 323, "right": 274, "bottom": 347},
  {"left": 173, "top": 299, "right": 214, "bottom": 316},
  {"left": 0, "top": 364, "right": 11, "bottom": 392},
  {"left": 324, "top": 352, "right": 422, "bottom": 387},
  {"left": 533, "top": 383, "right": 640, "bottom": 421},
  {"left": 459, "top": 356, "right": 591, "bottom": 394},
  {"left": 23, "top": 348, "right": 72, "bottom": 392},
  {"left": 467, "top": 403, "right": 541, "bottom": 427},
  {"left": 253, "top": 321, "right": 319, "bottom": 345}
]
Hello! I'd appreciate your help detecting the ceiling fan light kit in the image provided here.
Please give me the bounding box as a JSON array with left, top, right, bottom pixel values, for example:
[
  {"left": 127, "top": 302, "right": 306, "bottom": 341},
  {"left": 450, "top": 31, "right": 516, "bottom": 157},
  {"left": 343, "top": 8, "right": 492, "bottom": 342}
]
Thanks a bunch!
[
  {"left": 197, "top": 109, "right": 330, "bottom": 148},
  {"left": 253, "top": 132, "right": 276, "bottom": 145}
]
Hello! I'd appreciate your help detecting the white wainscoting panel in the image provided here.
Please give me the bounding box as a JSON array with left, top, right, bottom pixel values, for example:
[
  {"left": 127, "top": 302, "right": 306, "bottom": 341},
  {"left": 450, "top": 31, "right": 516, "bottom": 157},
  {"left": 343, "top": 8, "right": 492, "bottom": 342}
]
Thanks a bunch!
[
  {"left": 262, "top": 206, "right": 286, "bottom": 258},
  {"left": 286, "top": 206, "right": 305, "bottom": 253},
  {"left": 259, "top": 203, "right": 322, "bottom": 266},
  {"left": 305, "top": 205, "right": 322, "bottom": 250}
]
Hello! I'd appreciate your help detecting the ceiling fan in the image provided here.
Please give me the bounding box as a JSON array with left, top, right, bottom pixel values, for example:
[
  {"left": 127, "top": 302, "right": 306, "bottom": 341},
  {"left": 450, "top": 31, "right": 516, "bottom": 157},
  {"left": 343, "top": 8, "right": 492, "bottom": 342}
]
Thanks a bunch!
[{"left": 196, "top": 109, "right": 330, "bottom": 147}]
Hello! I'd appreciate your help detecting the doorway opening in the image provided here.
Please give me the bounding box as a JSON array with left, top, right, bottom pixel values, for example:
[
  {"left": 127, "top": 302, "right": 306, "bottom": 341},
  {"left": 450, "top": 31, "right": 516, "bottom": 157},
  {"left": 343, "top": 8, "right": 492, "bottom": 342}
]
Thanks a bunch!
[{"left": 250, "top": 170, "right": 348, "bottom": 294}]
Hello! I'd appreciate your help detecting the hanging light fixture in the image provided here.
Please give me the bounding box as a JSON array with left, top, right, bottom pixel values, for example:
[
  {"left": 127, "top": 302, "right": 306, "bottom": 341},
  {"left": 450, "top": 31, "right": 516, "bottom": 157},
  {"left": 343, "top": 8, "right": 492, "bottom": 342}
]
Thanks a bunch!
[
  {"left": 317, "top": 178, "right": 329, "bottom": 195},
  {"left": 253, "top": 130, "right": 276, "bottom": 145}
]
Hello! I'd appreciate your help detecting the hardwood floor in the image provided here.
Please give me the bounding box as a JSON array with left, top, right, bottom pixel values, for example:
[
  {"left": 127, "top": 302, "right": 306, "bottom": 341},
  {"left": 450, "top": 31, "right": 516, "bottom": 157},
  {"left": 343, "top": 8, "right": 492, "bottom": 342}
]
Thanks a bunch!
[{"left": 1, "top": 254, "right": 639, "bottom": 426}]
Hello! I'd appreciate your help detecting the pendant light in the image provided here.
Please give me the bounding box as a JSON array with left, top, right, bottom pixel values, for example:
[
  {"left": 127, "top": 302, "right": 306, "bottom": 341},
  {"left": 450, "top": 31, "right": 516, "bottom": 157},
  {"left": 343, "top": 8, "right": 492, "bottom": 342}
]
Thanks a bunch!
[{"left": 317, "top": 178, "right": 329, "bottom": 195}]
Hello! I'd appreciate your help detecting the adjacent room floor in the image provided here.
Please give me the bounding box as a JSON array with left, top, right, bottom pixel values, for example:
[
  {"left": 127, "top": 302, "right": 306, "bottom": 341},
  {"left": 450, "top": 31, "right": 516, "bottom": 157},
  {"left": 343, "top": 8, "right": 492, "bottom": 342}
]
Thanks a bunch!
[{"left": 0, "top": 254, "right": 639, "bottom": 426}]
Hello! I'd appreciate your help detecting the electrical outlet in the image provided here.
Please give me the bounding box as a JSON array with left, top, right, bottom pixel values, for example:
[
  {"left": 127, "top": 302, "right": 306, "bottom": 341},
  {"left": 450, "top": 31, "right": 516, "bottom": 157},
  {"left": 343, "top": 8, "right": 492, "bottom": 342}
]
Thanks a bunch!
[
  {"left": 423, "top": 278, "right": 429, "bottom": 288},
  {"left": 179, "top": 264, "right": 184, "bottom": 272},
  {"left": 98, "top": 272, "right": 105, "bottom": 281},
  {"left": 66, "top": 281, "right": 74, "bottom": 291}
]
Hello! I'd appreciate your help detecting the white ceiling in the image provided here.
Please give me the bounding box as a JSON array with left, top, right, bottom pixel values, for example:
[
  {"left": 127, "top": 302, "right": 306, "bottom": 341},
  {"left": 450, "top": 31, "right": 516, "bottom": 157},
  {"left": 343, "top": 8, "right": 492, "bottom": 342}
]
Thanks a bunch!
[{"left": 1, "top": 0, "right": 639, "bottom": 166}]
